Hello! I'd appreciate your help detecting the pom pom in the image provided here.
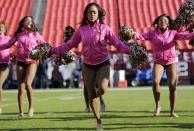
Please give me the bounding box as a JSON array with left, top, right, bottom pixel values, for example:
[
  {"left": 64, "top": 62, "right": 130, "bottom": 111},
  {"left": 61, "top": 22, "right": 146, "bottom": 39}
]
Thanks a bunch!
[
  {"left": 54, "top": 51, "right": 76, "bottom": 65},
  {"left": 118, "top": 26, "right": 148, "bottom": 68},
  {"left": 128, "top": 43, "right": 148, "bottom": 69},
  {"left": 29, "top": 43, "right": 52, "bottom": 60},
  {"left": 118, "top": 26, "right": 135, "bottom": 42},
  {"left": 53, "top": 26, "right": 76, "bottom": 65},
  {"left": 175, "top": 1, "right": 194, "bottom": 27}
]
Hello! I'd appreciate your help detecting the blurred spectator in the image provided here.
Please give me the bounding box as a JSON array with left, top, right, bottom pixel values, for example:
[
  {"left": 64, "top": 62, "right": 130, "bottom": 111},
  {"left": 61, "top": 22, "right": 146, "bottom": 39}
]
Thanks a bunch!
[
  {"left": 183, "top": 51, "right": 193, "bottom": 62},
  {"left": 46, "top": 59, "right": 54, "bottom": 87},
  {"left": 3, "top": 64, "right": 17, "bottom": 89},
  {"left": 131, "top": 63, "right": 167, "bottom": 86},
  {"left": 176, "top": 50, "right": 184, "bottom": 61},
  {"left": 33, "top": 61, "right": 49, "bottom": 89},
  {"left": 72, "top": 56, "right": 82, "bottom": 88},
  {"left": 192, "top": 51, "right": 194, "bottom": 60},
  {"left": 51, "top": 64, "right": 63, "bottom": 88},
  {"left": 58, "top": 62, "right": 76, "bottom": 88}
]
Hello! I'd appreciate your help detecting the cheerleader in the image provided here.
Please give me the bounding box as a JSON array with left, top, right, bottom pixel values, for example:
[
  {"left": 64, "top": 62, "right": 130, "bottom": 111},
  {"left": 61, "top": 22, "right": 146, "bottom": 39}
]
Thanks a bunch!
[
  {"left": 51, "top": 3, "right": 131, "bottom": 130},
  {"left": 134, "top": 14, "right": 194, "bottom": 117},
  {"left": 0, "top": 21, "right": 13, "bottom": 113},
  {"left": 0, "top": 16, "right": 46, "bottom": 117}
]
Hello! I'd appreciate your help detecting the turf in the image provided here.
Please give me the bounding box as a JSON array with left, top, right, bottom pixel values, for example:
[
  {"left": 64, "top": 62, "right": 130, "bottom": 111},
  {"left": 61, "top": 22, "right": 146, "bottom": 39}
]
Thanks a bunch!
[{"left": 0, "top": 85, "right": 194, "bottom": 131}]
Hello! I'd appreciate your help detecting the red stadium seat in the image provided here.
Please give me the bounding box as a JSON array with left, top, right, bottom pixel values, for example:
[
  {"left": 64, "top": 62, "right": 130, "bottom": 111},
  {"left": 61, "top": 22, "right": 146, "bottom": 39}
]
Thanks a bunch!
[
  {"left": 42, "top": 0, "right": 191, "bottom": 52},
  {"left": 0, "top": 0, "right": 33, "bottom": 35},
  {"left": 42, "top": 0, "right": 120, "bottom": 52},
  {"left": 117, "top": 0, "right": 189, "bottom": 51}
]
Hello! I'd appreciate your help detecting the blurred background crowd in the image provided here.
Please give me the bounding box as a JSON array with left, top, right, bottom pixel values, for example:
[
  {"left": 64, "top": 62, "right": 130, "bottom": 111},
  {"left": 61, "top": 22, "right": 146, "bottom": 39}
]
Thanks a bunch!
[{"left": 3, "top": 50, "right": 194, "bottom": 89}]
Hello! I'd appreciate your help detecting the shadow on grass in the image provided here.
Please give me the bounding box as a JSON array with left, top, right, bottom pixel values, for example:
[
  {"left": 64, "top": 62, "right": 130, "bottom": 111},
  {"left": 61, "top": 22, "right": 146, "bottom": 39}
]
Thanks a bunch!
[
  {"left": 0, "top": 127, "right": 95, "bottom": 131},
  {"left": 0, "top": 115, "right": 93, "bottom": 121},
  {"left": 2, "top": 111, "right": 88, "bottom": 115},
  {"left": 0, "top": 123, "right": 193, "bottom": 131},
  {"left": 1, "top": 109, "right": 193, "bottom": 119},
  {"left": 1, "top": 109, "right": 194, "bottom": 131},
  {"left": 105, "top": 109, "right": 194, "bottom": 113},
  {"left": 105, "top": 123, "right": 194, "bottom": 130},
  {"left": 2, "top": 109, "right": 194, "bottom": 115}
]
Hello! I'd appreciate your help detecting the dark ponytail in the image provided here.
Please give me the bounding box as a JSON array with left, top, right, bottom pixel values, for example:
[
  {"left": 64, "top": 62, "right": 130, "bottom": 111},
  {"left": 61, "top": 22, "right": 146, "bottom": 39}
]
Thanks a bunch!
[{"left": 99, "top": 8, "right": 106, "bottom": 21}]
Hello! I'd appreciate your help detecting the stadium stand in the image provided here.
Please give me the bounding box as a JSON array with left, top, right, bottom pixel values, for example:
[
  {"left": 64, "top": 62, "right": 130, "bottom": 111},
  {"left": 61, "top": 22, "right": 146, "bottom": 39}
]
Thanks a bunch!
[
  {"left": 42, "top": 0, "right": 120, "bottom": 52},
  {"left": 42, "top": 0, "right": 193, "bottom": 52},
  {"left": 117, "top": 0, "right": 192, "bottom": 51},
  {"left": 0, "top": 0, "right": 192, "bottom": 51},
  {"left": 0, "top": 0, "right": 33, "bottom": 35}
]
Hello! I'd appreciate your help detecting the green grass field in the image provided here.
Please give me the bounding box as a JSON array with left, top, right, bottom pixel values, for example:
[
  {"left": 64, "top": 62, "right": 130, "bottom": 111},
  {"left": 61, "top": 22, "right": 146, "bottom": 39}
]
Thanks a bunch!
[{"left": 0, "top": 85, "right": 194, "bottom": 131}]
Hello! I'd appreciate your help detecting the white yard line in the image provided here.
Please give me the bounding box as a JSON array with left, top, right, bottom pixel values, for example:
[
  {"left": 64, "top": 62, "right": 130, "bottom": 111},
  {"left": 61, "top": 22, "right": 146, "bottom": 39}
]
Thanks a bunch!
[{"left": 2, "top": 94, "right": 82, "bottom": 107}]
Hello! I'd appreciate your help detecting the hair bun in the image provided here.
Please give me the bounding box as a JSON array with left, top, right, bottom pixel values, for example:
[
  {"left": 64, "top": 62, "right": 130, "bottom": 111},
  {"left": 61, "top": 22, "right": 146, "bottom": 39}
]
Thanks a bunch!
[{"left": 100, "top": 8, "right": 106, "bottom": 17}]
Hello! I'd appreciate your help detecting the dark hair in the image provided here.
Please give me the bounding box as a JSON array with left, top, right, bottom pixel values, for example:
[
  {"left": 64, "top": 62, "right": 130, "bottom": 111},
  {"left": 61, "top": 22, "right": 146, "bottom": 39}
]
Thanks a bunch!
[
  {"left": 64, "top": 26, "right": 75, "bottom": 42},
  {"left": 153, "top": 14, "right": 175, "bottom": 30},
  {"left": 81, "top": 3, "right": 106, "bottom": 26},
  {"left": 14, "top": 16, "right": 38, "bottom": 37},
  {"left": 0, "top": 21, "right": 8, "bottom": 35}
]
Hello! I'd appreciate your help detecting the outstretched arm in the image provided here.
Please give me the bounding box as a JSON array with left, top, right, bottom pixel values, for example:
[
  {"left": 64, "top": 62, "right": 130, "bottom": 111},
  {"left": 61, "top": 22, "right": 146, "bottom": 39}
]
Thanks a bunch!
[
  {"left": 134, "top": 32, "right": 152, "bottom": 41},
  {"left": 106, "top": 27, "right": 131, "bottom": 54},
  {"left": 175, "top": 31, "right": 194, "bottom": 40},
  {"left": 0, "top": 37, "right": 17, "bottom": 51},
  {"left": 52, "top": 29, "right": 81, "bottom": 55}
]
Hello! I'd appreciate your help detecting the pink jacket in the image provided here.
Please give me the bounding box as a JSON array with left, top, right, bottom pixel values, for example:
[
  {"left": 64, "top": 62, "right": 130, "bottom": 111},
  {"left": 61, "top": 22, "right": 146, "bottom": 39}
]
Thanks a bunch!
[
  {"left": 135, "top": 28, "right": 194, "bottom": 65},
  {"left": 0, "top": 30, "right": 45, "bottom": 62},
  {"left": 16, "top": 30, "right": 45, "bottom": 62},
  {"left": 0, "top": 33, "right": 12, "bottom": 64},
  {"left": 52, "top": 21, "right": 131, "bottom": 65}
]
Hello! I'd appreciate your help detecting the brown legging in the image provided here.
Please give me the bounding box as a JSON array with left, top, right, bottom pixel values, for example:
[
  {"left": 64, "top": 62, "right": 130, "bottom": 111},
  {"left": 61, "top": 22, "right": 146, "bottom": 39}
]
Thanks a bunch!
[
  {"left": 84, "top": 84, "right": 105, "bottom": 109},
  {"left": 83, "top": 63, "right": 110, "bottom": 124}
]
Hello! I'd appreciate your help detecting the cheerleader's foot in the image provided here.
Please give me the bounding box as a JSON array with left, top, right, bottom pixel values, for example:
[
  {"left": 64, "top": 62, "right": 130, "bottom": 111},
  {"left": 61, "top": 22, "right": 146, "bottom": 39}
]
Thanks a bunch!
[
  {"left": 28, "top": 108, "right": 34, "bottom": 117},
  {"left": 153, "top": 107, "right": 161, "bottom": 117},
  {"left": 170, "top": 112, "right": 179, "bottom": 118},
  {"left": 19, "top": 112, "right": 24, "bottom": 117},
  {"left": 84, "top": 107, "right": 90, "bottom": 113}
]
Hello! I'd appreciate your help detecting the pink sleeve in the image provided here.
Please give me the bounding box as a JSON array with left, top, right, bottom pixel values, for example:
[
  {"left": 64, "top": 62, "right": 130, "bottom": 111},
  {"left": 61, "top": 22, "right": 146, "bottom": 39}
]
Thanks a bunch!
[
  {"left": 52, "top": 29, "right": 81, "bottom": 55},
  {"left": 106, "top": 27, "right": 131, "bottom": 54},
  {"left": 175, "top": 31, "right": 194, "bottom": 40},
  {"left": 35, "top": 32, "right": 46, "bottom": 43},
  {"left": 0, "top": 37, "right": 16, "bottom": 51},
  {"left": 134, "top": 32, "right": 152, "bottom": 40}
]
